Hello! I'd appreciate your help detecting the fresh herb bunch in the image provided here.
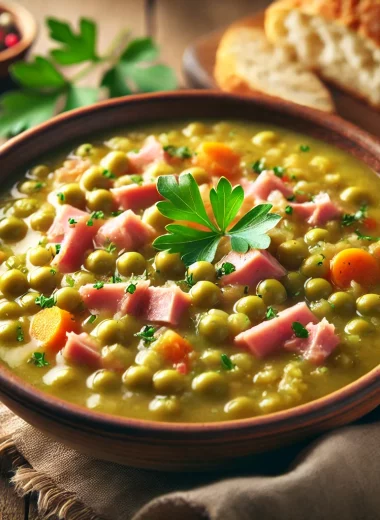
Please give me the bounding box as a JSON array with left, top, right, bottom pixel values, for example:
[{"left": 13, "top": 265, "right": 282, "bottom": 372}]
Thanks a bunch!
[
  {"left": 0, "top": 18, "right": 177, "bottom": 137},
  {"left": 153, "top": 174, "right": 281, "bottom": 266}
]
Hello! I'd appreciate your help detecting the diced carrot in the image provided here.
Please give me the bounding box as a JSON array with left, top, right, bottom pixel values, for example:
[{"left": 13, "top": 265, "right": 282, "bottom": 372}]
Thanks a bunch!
[
  {"left": 31, "top": 307, "right": 78, "bottom": 352},
  {"left": 194, "top": 142, "right": 240, "bottom": 178},
  {"left": 330, "top": 248, "right": 380, "bottom": 288},
  {"left": 363, "top": 217, "right": 377, "bottom": 231},
  {"left": 153, "top": 329, "right": 193, "bottom": 365}
]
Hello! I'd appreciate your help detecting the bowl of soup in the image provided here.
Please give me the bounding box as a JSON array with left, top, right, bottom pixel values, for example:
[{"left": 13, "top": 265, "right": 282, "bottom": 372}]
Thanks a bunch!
[{"left": 0, "top": 91, "right": 379, "bottom": 470}]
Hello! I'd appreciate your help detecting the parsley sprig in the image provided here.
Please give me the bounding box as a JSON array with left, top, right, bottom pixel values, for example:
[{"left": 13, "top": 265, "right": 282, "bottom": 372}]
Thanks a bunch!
[
  {"left": 29, "top": 352, "right": 49, "bottom": 367},
  {"left": 341, "top": 205, "right": 367, "bottom": 227},
  {"left": 135, "top": 325, "right": 156, "bottom": 344},
  {"left": 153, "top": 174, "right": 281, "bottom": 266},
  {"left": 292, "top": 322, "right": 309, "bottom": 338}
]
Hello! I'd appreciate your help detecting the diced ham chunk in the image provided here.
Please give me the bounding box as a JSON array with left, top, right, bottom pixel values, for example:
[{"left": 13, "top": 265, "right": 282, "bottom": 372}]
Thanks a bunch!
[
  {"left": 127, "top": 136, "right": 166, "bottom": 172},
  {"left": 111, "top": 182, "right": 162, "bottom": 211},
  {"left": 217, "top": 249, "right": 286, "bottom": 287},
  {"left": 63, "top": 332, "right": 102, "bottom": 369},
  {"left": 51, "top": 217, "right": 99, "bottom": 273},
  {"left": 47, "top": 204, "right": 89, "bottom": 242},
  {"left": 235, "top": 302, "right": 317, "bottom": 358},
  {"left": 243, "top": 170, "right": 293, "bottom": 200},
  {"left": 55, "top": 158, "right": 90, "bottom": 183},
  {"left": 79, "top": 283, "right": 132, "bottom": 315},
  {"left": 118, "top": 281, "right": 151, "bottom": 316},
  {"left": 95, "top": 210, "right": 155, "bottom": 250},
  {"left": 290, "top": 192, "right": 340, "bottom": 225},
  {"left": 284, "top": 318, "right": 340, "bottom": 365}
]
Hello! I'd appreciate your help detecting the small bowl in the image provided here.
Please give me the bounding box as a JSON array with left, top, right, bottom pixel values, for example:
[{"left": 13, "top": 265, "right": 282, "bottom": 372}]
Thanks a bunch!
[
  {"left": 0, "top": 91, "right": 379, "bottom": 471},
  {"left": 0, "top": 0, "right": 37, "bottom": 79}
]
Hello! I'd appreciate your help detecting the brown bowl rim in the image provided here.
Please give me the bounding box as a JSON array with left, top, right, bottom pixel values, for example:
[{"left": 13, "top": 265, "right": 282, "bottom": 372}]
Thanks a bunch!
[
  {"left": 0, "top": 89, "right": 379, "bottom": 437},
  {"left": 0, "top": 0, "right": 37, "bottom": 62}
]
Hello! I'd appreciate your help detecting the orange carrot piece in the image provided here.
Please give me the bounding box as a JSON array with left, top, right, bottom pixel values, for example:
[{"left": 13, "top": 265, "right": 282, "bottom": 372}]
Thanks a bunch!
[
  {"left": 154, "top": 330, "right": 193, "bottom": 365},
  {"left": 194, "top": 142, "right": 240, "bottom": 178},
  {"left": 330, "top": 248, "right": 380, "bottom": 288},
  {"left": 31, "top": 307, "right": 77, "bottom": 352}
]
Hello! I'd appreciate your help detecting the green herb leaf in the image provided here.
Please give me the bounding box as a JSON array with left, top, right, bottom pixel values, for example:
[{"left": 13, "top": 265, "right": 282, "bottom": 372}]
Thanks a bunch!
[
  {"left": 55, "top": 244, "right": 61, "bottom": 254},
  {"left": 35, "top": 295, "right": 56, "bottom": 309},
  {"left": 65, "top": 275, "right": 75, "bottom": 287},
  {"left": 57, "top": 192, "right": 65, "bottom": 202},
  {"left": 184, "top": 272, "right": 195, "bottom": 288},
  {"left": 63, "top": 85, "right": 99, "bottom": 111},
  {"left": 285, "top": 205, "right": 293, "bottom": 215},
  {"left": 355, "top": 229, "right": 380, "bottom": 242},
  {"left": 87, "top": 210, "right": 104, "bottom": 226},
  {"left": 29, "top": 352, "right": 49, "bottom": 367},
  {"left": 209, "top": 177, "right": 244, "bottom": 231},
  {"left": 102, "top": 169, "right": 116, "bottom": 179},
  {"left": 68, "top": 218, "right": 77, "bottom": 225},
  {"left": 135, "top": 325, "right": 156, "bottom": 344},
  {"left": 341, "top": 205, "right": 367, "bottom": 227},
  {"left": 287, "top": 195, "right": 296, "bottom": 202},
  {"left": 216, "top": 262, "right": 236, "bottom": 278},
  {"left": 252, "top": 159, "right": 265, "bottom": 174},
  {"left": 125, "top": 283, "right": 137, "bottom": 294},
  {"left": 130, "top": 174, "right": 143, "bottom": 185},
  {"left": 110, "top": 273, "right": 122, "bottom": 283},
  {"left": 111, "top": 210, "right": 124, "bottom": 216},
  {"left": 266, "top": 306, "right": 278, "bottom": 320},
  {"left": 299, "top": 145, "right": 310, "bottom": 152},
  {"left": 88, "top": 314, "right": 97, "bottom": 324},
  {"left": 273, "top": 166, "right": 285, "bottom": 177},
  {"left": 47, "top": 17, "right": 99, "bottom": 65},
  {"left": 50, "top": 268, "right": 57, "bottom": 275},
  {"left": 292, "top": 321, "right": 309, "bottom": 338},
  {"left": 105, "top": 241, "right": 117, "bottom": 253},
  {"left": 16, "top": 325, "right": 24, "bottom": 342},
  {"left": 163, "top": 145, "right": 193, "bottom": 159},
  {"left": 220, "top": 354, "right": 235, "bottom": 371},
  {"left": 93, "top": 281, "right": 104, "bottom": 290},
  {"left": 10, "top": 56, "right": 67, "bottom": 90}
]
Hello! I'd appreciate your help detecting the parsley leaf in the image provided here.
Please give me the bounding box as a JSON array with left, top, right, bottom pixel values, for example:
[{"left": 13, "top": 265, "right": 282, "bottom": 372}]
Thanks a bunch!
[
  {"left": 292, "top": 321, "right": 309, "bottom": 338},
  {"left": 57, "top": 192, "right": 65, "bottom": 202},
  {"left": 87, "top": 210, "right": 104, "bottom": 226},
  {"left": 153, "top": 174, "right": 281, "bottom": 266},
  {"left": 88, "top": 314, "right": 97, "bottom": 324},
  {"left": 63, "top": 85, "right": 99, "bottom": 111},
  {"left": 29, "top": 352, "right": 49, "bottom": 367},
  {"left": 220, "top": 354, "right": 235, "bottom": 371},
  {"left": 47, "top": 17, "right": 99, "bottom": 65},
  {"left": 266, "top": 306, "right": 278, "bottom": 320},
  {"left": 10, "top": 56, "right": 67, "bottom": 89},
  {"left": 341, "top": 205, "right": 367, "bottom": 227},
  {"left": 130, "top": 174, "right": 143, "bottom": 185},
  {"left": 216, "top": 262, "right": 236, "bottom": 278},
  {"left": 65, "top": 275, "right": 75, "bottom": 287},
  {"left": 163, "top": 145, "right": 193, "bottom": 159},
  {"left": 93, "top": 281, "right": 104, "bottom": 290},
  {"left": 299, "top": 145, "right": 310, "bottom": 152},
  {"left": 35, "top": 295, "right": 56, "bottom": 309},
  {"left": 273, "top": 166, "right": 285, "bottom": 178},
  {"left": 252, "top": 159, "right": 265, "bottom": 173},
  {"left": 102, "top": 169, "right": 116, "bottom": 179},
  {"left": 16, "top": 325, "right": 24, "bottom": 342},
  {"left": 68, "top": 217, "right": 77, "bottom": 225},
  {"left": 183, "top": 271, "right": 195, "bottom": 288},
  {"left": 355, "top": 229, "right": 380, "bottom": 242},
  {"left": 125, "top": 283, "right": 137, "bottom": 294},
  {"left": 285, "top": 205, "right": 293, "bottom": 215},
  {"left": 111, "top": 273, "right": 122, "bottom": 283},
  {"left": 135, "top": 325, "right": 156, "bottom": 344},
  {"left": 105, "top": 242, "right": 117, "bottom": 253}
]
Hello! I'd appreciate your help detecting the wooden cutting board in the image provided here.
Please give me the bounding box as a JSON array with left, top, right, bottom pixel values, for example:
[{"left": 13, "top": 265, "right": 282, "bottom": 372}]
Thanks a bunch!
[{"left": 182, "top": 13, "right": 380, "bottom": 138}]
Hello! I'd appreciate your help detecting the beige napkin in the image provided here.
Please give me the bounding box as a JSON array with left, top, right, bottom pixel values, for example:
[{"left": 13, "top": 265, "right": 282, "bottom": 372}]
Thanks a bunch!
[{"left": 1, "top": 402, "right": 380, "bottom": 520}]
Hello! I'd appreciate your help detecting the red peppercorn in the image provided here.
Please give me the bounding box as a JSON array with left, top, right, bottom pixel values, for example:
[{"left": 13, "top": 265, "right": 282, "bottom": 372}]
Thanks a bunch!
[{"left": 4, "top": 32, "right": 20, "bottom": 48}]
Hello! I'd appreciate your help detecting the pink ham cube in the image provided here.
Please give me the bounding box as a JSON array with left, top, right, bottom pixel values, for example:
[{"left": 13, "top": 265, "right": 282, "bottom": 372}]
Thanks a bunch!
[
  {"left": 118, "top": 281, "right": 151, "bottom": 316},
  {"left": 47, "top": 204, "right": 89, "bottom": 242},
  {"left": 127, "top": 136, "right": 166, "bottom": 172},
  {"left": 95, "top": 210, "right": 155, "bottom": 250},
  {"left": 290, "top": 192, "right": 340, "bottom": 226},
  {"left": 79, "top": 283, "right": 132, "bottom": 315},
  {"left": 235, "top": 302, "right": 317, "bottom": 358},
  {"left": 284, "top": 318, "right": 340, "bottom": 365},
  {"left": 244, "top": 170, "right": 293, "bottom": 201},
  {"left": 111, "top": 182, "right": 162, "bottom": 212},
  {"left": 55, "top": 158, "right": 90, "bottom": 183},
  {"left": 143, "top": 286, "right": 191, "bottom": 326},
  {"left": 63, "top": 332, "right": 102, "bottom": 369},
  {"left": 217, "top": 249, "right": 286, "bottom": 287}
]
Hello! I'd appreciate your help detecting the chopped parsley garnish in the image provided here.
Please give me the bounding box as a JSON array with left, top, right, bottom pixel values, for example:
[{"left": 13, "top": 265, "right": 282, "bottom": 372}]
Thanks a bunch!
[
  {"left": 16, "top": 325, "right": 24, "bottom": 342},
  {"left": 102, "top": 169, "right": 116, "bottom": 179},
  {"left": 105, "top": 241, "right": 117, "bottom": 253},
  {"left": 184, "top": 272, "right": 195, "bottom": 288},
  {"left": 220, "top": 354, "right": 235, "bottom": 371},
  {"left": 93, "top": 281, "right": 104, "bottom": 290},
  {"left": 125, "top": 283, "right": 137, "bottom": 294},
  {"left": 110, "top": 273, "right": 122, "bottom": 283},
  {"left": 292, "top": 321, "right": 309, "bottom": 338},
  {"left": 341, "top": 205, "right": 367, "bottom": 227},
  {"left": 55, "top": 244, "right": 61, "bottom": 254},
  {"left": 87, "top": 210, "right": 104, "bottom": 226},
  {"left": 130, "top": 174, "right": 143, "bottom": 185},
  {"left": 273, "top": 166, "right": 285, "bottom": 178},
  {"left": 285, "top": 205, "right": 293, "bottom": 215},
  {"left": 50, "top": 268, "right": 57, "bottom": 275},
  {"left": 35, "top": 294, "right": 56, "bottom": 309},
  {"left": 163, "top": 145, "right": 193, "bottom": 159},
  {"left": 316, "top": 254, "right": 325, "bottom": 266},
  {"left": 65, "top": 275, "right": 75, "bottom": 287},
  {"left": 266, "top": 306, "right": 278, "bottom": 320},
  {"left": 135, "top": 325, "right": 156, "bottom": 344},
  {"left": 153, "top": 174, "right": 281, "bottom": 266},
  {"left": 299, "top": 144, "right": 310, "bottom": 152},
  {"left": 29, "top": 352, "right": 49, "bottom": 367},
  {"left": 111, "top": 210, "right": 124, "bottom": 216},
  {"left": 216, "top": 262, "right": 236, "bottom": 278},
  {"left": 88, "top": 314, "right": 97, "bottom": 324},
  {"left": 57, "top": 192, "right": 65, "bottom": 201},
  {"left": 252, "top": 159, "right": 265, "bottom": 173},
  {"left": 68, "top": 218, "right": 77, "bottom": 226},
  {"left": 355, "top": 229, "right": 380, "bottom": 242},
  {"left": 287, "top": 195, "right": 296, "bottom": 202},
  {"left": 34, "top": 182, "right": 45, "bottom": 191}
]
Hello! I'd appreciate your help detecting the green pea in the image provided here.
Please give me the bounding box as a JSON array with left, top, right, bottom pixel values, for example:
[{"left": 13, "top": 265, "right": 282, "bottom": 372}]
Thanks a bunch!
[
  {"left": 19, "top": 292, "right": 41, "bottom": 315},
  {"left": 345, "top": 318, "right": 375, "bottom": 336},
  {"left": 28, "top": 246, "right": 52, "bottom": 267},
  {"left": 57, "top": 183, "right": 86, "bottom": 208},
  {"left": 86, "top": 189, "right": 116, "bottom": 213},
  {"left": 340, "top": 187, "right": 372, "bottom": 206},
  {"left": 76, "top": 143, "right": 93, "bottom": 157},
  {"left": 122, "top": 365, "right": 153, "bottom": 390},
  {"left": 100, "top": 151, "right": 129, "bottom": 176},
  {"left": 44, "top": 367, "right": 78, "bottom": 387},
  {"left": 69, "top": 271, "right": 96, "bottom": 289},
  {"left": 30, "top": 211, "right": 55, "bottom": 232},
  {"left": 201, "top": 349, "right": 223, "bottom": 369},
  {"left": 117, "top": 252, "right": 146, "bottom": 276},
  {"left": 153, "top": 369, "right": 185, "bottom": 394},
  {"left": 81, "top": 166, "right": 111, "bottom": 191},
  {"left": 230, "top": 352, "right": 254, "bottom": 372},
  {"left": 0, "top": 216, "right": 28, "bottom": 241},
  {"left": 224, "top": 397, "right": 257, "bottom": 419},
  {"left": 89, "top": 369, "right": 121, "bottom": 392},
  {"left": 113, "top": 175, "right": 133, "bottom": 188},
  {"left": 142, "top": 204, "right": 171, "bottom": 230},
  {"left": 136, "top": 349, "right": 164, "bottom": 372},
  {"left": 106, "top": 137, "right": 132, "bottom": 152},
  {"left": 221, "top": 284, "right": 247, "bottom": 307},
  {"left": 149, "top": 396, "right": 181, "bottom": 418},
  {"left": 19, "top": 180, "right": 46, "bottom": 195},
  {"left": 282, "top": 271, "right": 306, "bottom": 297},
  {"left": 0, "top": 301, "right": 22, "bottom": 319},
  {"left": 101, "top": 344, "right": 134, "bottom": 370},
  {"left": 85, "top": 250, "right": 115, "bottom": 275},
  {"left": 256, "top": 279, "right": 287, "bottom": 305},
  {"left": 0, "top": 269, "right": 29, "bottom": 297},
  {"left": 30, "top": 164, "right": 50, "bottom": 178},
  {"left": 276, "top": 239, "right": 308, "bottom": 269},
  {"left": 179, "top": 167, "right": 209, "bottom": 185},
  {"left": 309, "top": 299, "right": 333, "bottom": 320},
  {"left": 190, "top": 281, "right": 221, "bottom": 308},
  {"left": 191, "top": 372, "right": 227, "bottom": 397},
  {"left": 187, "top": 261, "right": 216, "bottom": 283},
  {"left": 304, "top": 228, "right": 329, "bottom": 246},
  {"left": 234, "top": 296, "right": 266, "bottom": 322},
  {"left": 305, "top": 278, "right": 333, "bottom": 301},
  {"left": 227, "top": 312, "right": 251, "bottom": 337},
  {"left": 301, "top": 254, "right": 330, "bottom": 278},
  {"left": 118, "top": 314, "right": 142, "bottom": 339},
  {"left": 198, "top": 313, "right": 229, "bottom": 342},
  {"left": 55, "top": 287, "right": 83, "bottom": 313},
  {"left": 356, "top": 294, "right": 380, "bottom": 317},
  {"left": 12, "top": 198, "right": 39, "bottom": 218},
  {"left": 0, "top": 320, "right": 23, "bottom": 343},
  {"left": 155, "top": 251, "right": 185, "bottom": 277},
  {"left": 96, "top": 319, "right": 126, "bottom": 345},
  {"left": 28, "top": 266, "right": 60, "bottom": 294},
  {"left": 328, "top": 292, "right": 356, "bottom": 316}
]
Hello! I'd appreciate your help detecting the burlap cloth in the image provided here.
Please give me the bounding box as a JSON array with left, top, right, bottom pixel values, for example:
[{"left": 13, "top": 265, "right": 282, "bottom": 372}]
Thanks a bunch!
[{"left": 1, "top": 402, "right": 380, "bottom": 520}]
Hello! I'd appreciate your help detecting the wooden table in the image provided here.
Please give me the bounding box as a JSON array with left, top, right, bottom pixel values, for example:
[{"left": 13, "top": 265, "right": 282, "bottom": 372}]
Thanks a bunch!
[{"left": 1, "top": 1, "right": 268, "bottom": 518}]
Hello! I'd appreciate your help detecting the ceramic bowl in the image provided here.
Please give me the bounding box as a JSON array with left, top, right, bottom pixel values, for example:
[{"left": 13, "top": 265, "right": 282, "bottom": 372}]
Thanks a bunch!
[
  {"left": 0, "top": 91, "right": 379, "bottom": 471},
  {"left": 0, "top": 0, "right": 37, "bottom": 79}
]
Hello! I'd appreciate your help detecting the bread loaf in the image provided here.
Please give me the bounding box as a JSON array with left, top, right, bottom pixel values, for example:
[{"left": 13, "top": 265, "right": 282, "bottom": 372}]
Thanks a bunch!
[
  {"left": 265, "top": 0, "right": 380, "bottom": 109},
  {"left": 214, "top": 24, "right": 335, "bottom": 112}
]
